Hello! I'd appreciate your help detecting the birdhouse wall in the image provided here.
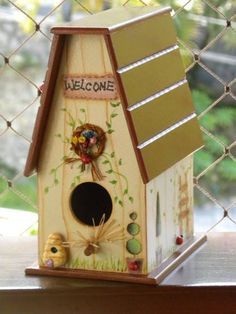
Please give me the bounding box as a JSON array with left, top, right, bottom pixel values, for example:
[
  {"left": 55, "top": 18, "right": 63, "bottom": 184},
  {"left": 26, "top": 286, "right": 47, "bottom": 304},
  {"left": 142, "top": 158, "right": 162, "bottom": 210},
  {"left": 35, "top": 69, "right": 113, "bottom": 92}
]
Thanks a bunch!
[
  {"left": 37, "top": 34, "right": 148, "bottom": 273},
  {"left": 146, "top": 156, "right": 194, "bottom": 271}
]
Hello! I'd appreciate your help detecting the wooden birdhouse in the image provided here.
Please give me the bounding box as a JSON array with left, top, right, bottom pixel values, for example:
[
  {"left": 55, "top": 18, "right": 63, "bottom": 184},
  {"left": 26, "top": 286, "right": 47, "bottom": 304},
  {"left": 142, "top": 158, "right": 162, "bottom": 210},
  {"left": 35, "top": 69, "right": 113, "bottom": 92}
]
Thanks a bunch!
[{"left": 25, "top": 6, "right": 207, "bottom": 284}]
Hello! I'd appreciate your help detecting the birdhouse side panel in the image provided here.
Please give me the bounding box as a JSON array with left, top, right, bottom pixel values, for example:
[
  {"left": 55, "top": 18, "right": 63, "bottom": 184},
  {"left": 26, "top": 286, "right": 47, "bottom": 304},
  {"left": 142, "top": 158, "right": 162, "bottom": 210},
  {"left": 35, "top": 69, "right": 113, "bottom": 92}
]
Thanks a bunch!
[
  {"left": 37, "top": 34, "right": 147, "bottom": 274},
  {"left": 146, "top": 156, "right": 193, "bottom": 271}
]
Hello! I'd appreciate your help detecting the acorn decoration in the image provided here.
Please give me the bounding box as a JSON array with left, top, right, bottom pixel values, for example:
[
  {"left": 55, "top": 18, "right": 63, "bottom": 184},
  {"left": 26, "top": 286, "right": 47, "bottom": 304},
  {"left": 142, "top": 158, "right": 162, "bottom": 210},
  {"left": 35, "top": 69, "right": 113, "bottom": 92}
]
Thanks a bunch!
[
  {"left": 84, "top": 242, "right": 99, "bottom": 256},
  {"left": 63, "top": 214, "right": 125, "bottom": 257},
  {"left": 42, "top": 233, "right": 67, "bottom": 268}
]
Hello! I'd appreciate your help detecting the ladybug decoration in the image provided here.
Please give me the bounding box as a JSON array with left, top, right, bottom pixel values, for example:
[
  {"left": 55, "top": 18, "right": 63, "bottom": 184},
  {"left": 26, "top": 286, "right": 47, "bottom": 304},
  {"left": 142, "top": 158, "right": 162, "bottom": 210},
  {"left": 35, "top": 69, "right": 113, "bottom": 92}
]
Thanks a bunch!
[
  {"left": 176, "top": 235, "right": 184, "bottom": 245},
  {"left": 128, "top": 261, "right": 139, "bottom": 271},
  {"left": 65, "top": 123, "right": 106, "bottom": 180},
  {"left": 126, "top": 258, "right": 143, "bottom": 274}
]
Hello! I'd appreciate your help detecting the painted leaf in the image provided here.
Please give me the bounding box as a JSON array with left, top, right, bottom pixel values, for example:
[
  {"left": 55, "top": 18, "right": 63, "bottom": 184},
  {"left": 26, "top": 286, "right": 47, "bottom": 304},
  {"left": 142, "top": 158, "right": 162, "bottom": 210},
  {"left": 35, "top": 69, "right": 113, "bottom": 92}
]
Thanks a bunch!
[
  {"left": 106, "top": 169, "right": 113, "bottom": 174},
  {"left": 69, "top": 122, "right": 75, "bottom": 128},
  {"left": 129, "top": 196, "right": 134, "bottom": 203},
  {"left": 110, "top": 102, "right": 120, "bottom": 107},
  {"left": 118, "top": 200, "right": 123, "bottom": 207},
  {"left": 62, "top": 155, "right": 68, "bottom": 161},
  {"left": 110, "top": 180, "right": 117, "bottom": 185},
  {"left": 102, "top": 160, "right": 109, "bottom": 164},
  {"left": 107, "top": 129, "right": 114, "bottom": 134},
  {"left": 111, "top": 113, "right": 118, "bottom": 118},
  {"left": 71, "top": 182, "right": 76, "bottom": 189}
]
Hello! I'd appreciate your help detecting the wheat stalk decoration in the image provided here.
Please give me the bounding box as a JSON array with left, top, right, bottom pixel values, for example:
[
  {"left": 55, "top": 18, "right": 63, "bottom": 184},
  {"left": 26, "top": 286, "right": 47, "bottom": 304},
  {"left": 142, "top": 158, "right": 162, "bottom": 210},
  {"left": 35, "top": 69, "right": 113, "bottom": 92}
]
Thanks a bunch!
[{"left": 63, "top": 214, "right": 125, "bottom": 256}]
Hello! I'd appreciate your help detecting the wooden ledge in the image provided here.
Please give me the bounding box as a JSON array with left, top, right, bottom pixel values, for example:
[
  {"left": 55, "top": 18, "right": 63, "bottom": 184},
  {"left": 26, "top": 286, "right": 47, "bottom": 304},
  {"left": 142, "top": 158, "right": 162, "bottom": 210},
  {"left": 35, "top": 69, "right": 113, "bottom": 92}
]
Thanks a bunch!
[
  {"left": 2, "top": 233, "right": 236, "bottom": 313},
  {"left": 26, "top": 266, "right": 156, "bottom": 285}
]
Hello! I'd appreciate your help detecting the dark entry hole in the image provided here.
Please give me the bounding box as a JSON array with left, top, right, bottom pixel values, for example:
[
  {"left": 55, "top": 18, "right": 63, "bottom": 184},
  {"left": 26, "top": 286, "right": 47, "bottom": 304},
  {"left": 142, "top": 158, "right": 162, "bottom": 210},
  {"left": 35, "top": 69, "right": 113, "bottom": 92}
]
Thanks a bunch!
[{"left": 70, "top": 182, "right": 112, "bottom": 226}]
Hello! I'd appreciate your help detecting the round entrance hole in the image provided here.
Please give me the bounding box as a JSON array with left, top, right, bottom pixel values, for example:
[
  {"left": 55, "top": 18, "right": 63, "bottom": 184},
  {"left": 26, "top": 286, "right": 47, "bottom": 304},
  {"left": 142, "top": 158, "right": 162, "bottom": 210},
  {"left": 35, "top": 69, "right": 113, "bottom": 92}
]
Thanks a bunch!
[{"left": 70, "top": 182, "right": 113, "bottom": 226}]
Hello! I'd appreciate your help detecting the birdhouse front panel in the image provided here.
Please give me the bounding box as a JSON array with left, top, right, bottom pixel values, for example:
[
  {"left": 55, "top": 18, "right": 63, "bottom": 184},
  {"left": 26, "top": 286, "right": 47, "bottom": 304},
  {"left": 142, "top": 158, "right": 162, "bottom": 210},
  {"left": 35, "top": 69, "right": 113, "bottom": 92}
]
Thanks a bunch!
[
  {"left": 37, "top": 33, "right": 148, "bottom": 273},
  {"left": 24, "top": 6, "right": 206, "bottom": 283}
]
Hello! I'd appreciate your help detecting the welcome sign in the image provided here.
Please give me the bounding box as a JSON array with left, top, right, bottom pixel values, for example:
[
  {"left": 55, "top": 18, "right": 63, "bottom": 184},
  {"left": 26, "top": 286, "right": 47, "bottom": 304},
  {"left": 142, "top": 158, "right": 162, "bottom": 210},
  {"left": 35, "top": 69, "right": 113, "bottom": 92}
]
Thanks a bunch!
[{"left": 63, "top": 75, "right": 118, "bottom": 100}]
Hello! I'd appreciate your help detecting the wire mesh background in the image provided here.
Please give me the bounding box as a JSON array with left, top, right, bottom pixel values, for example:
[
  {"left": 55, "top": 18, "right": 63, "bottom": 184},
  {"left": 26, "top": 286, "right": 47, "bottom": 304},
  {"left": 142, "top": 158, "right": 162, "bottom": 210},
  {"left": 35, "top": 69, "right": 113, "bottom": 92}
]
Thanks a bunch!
[{"left": 0, "top": 0, "right": 235, "bottom": 234}]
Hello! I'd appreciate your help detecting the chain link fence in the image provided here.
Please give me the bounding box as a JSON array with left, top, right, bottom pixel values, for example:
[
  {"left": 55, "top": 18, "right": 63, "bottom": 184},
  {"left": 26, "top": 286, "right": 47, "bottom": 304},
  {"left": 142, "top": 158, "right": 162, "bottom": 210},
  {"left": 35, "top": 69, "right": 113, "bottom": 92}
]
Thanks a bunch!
[{"left": 0, "top": 0, "right": 235, "bottom": 234}]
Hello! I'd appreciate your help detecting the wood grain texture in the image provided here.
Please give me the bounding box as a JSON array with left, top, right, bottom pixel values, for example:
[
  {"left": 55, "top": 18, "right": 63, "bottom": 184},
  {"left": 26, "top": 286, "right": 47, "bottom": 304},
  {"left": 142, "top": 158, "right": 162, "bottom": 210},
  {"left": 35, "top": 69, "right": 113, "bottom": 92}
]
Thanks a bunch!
[
  {"left": 37, "top": 34, "right": 147, "bottom": 273},
  {"left": 2, "top": 234, "right": 236, "bottom": 314}
]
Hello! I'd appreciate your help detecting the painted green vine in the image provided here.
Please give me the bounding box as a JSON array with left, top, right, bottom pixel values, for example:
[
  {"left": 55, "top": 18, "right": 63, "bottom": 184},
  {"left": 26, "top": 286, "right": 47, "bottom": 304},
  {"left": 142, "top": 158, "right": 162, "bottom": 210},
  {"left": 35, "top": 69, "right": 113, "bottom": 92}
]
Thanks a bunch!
[
  {"left": 105, "top": 101, "right": 120, "bottom": 134},
  {"left": 101, "top": 151, "right": 133, "bottom": 207},
  {"left": 44, "top": 101, "right": 134, "bottom": 208}
]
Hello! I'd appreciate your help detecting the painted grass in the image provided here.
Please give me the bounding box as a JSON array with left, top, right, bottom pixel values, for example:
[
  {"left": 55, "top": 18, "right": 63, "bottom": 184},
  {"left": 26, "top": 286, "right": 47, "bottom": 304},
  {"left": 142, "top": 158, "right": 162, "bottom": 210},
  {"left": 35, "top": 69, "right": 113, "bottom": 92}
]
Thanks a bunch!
[{"left": 67, "top": 256, "right": 127, "bottom": 272}]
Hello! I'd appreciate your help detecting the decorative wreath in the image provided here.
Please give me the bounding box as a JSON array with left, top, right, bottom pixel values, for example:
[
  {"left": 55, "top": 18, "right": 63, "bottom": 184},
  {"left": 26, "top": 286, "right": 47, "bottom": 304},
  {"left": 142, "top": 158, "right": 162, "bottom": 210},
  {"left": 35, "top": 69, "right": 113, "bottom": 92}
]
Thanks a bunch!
[{"left": 65, "top": 123, "right": 106, "bottom": 181}]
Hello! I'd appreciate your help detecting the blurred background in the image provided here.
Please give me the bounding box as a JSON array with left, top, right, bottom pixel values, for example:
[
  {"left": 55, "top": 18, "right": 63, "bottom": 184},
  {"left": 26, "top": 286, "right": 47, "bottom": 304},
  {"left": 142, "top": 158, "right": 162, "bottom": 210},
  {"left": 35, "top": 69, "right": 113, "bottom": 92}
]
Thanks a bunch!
[{"left": 0, "top": 0, "right": 235, "bottom": 235}]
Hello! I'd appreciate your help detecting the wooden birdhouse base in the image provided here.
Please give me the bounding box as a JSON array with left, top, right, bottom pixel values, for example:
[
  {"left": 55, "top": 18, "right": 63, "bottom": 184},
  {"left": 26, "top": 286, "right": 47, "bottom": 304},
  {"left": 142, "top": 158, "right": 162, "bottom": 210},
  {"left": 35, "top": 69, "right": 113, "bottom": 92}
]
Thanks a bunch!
[
  {"left": 25, "top": 234, "right": 207, "bottom": 285},
  {"left": 25, "top": 265, "right": 157, "bottom": 285},
  {"left": 148, "top": 234, "right": 207, "bottom": 284}
]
